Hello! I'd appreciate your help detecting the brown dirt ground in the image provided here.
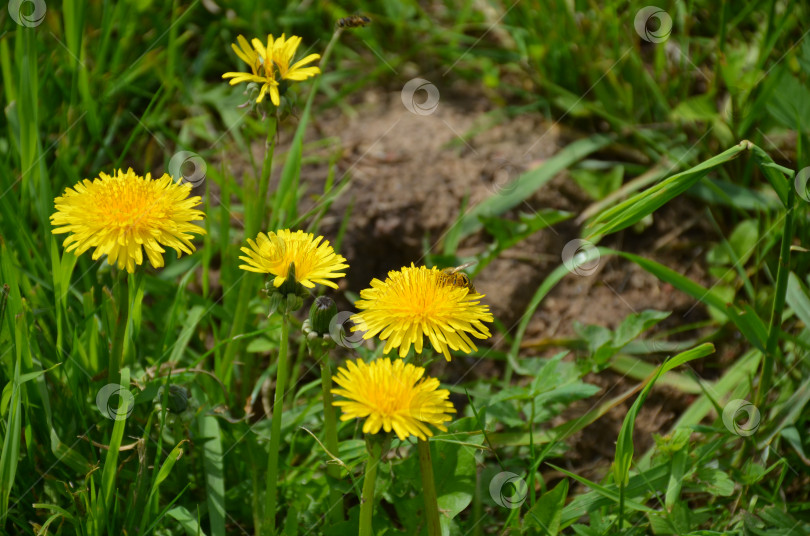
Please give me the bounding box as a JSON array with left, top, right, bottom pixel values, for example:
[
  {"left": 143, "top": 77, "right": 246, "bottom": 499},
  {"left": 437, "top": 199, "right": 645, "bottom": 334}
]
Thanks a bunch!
[{"left": 230, "top": 88, "right": 736, "bottom": 487}]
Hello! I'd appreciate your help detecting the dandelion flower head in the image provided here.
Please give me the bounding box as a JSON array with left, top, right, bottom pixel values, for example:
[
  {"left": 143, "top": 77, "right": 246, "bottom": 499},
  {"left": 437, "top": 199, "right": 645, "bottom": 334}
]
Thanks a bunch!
[
  {"left": 222, "top": 33, "right": 321, "bottom": 105},
  {"left": 50, "top": 168, "right": 206, "bottom": 273},
  {"left": 238, "top": 229, "right": 348, "bottom": 289},
  {"left": 352, "top": 264, "right": 493, "bottom": 361},
  {"left": 332, "top": 358, "right": 456, "bottom": 441}
]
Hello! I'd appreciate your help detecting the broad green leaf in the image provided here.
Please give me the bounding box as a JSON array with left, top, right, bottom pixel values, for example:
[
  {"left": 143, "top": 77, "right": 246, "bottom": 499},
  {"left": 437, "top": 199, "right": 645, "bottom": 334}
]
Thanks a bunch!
[
  {"left": 198, "top": 409, "right": 225, "bottom": 536},
  {"left": 525, "top": 479, "right": 568, "bottom": 534},
  {"left": 707, "top": 219, "right": 759, "bottom": 267},
  {"left": 167, "top": 506, "right": 207, "bottom": 536},
  {"left": 665, "top": 449, "right": 687, "bottom": 511},
  {"left": 97, "top": 367, "right": 132, "bottom": 533},
  {"left": 0, "top": 362, "right": 21, "bottom": 521},
  {"left": 150, "top": 441, "right": 187, "bottom": 501},
  {"left": 694, "top": 468, "right": 735, "bottom": 496},
  {"left": 570, "top": 165, "right": 624, "bottom": 200},
  {"left": 766, "top": 68, "right": 810, "bottom": 133},
  {"left": 586, "top": 310, "right": 670, "bottom": 366},
  {"left": 648, "top": 503, "right": 691, "bottom": 535},
  {"left": 786, "top": 272, "right": 810, "bottom": 329},
  {"left": 756, "top": 375, "right": 810, "bottom": 449},
  {"left": 392, "top": 440, "right": 476, "bottom": 536},
  {"left": 689, "top": 178, "right": 782, "bottom": 211},
  {"left": 169, "top": 305, "right": 206, "bottom": 363}
]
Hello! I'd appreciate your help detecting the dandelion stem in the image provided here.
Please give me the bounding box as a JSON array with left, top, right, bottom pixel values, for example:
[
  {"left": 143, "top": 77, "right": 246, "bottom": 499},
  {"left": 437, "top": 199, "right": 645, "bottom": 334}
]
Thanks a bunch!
[
  {"left": 417, "top": 438, "right": 442, "bottom": 536},
  {"left": 319, "top": 352, "right": 344, "bottom": 523},
  {"left": 108, "top": 271, "right": 129, "bottom": 383},
  {"left": 359, "top": 437, "right": 383, "bottom": 536},
  {"left": 757, "top": 178, "right": 795, "bottom": 405},
  {"left": 254, "top": 116, "right": 277, "bottom": 236},
  {"left": 264, "top": 313, "right": 289, "bottom": 535}
]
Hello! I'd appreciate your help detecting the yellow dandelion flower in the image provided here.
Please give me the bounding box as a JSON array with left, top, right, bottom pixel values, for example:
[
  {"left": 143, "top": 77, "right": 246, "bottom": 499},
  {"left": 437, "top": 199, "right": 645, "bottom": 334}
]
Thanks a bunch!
[
  {"left": 332, "top": 358, "right": 456, "bottom": 441},
  {"left": 50, "top": 168, "right": 206, "bottom": 274},
  {"left": 222, "top": 33, "right": 320, "bottom": 106},
  {"left": 264, "top": 33, "right": 321, "bottom": 82},
  {"left": 352, "top": 264, "right": 493, "bottom": 361},
  {"left": 238, "top": 229, "right": 348, "bottom": 289},
  {"left": 222, "top": 34, "right": 280, "bottom": 105}
]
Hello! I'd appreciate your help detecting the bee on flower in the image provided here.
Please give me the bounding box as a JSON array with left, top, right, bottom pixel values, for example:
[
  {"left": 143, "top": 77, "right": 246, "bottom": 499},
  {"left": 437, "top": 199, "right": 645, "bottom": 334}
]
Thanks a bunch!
[{"left": 351, "top": 264, "right": 493, "bottom": 361}]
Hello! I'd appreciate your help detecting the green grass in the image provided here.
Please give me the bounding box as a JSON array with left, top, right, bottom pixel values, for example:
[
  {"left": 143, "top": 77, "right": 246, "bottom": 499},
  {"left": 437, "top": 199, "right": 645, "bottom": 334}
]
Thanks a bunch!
[{"left": 1, "top": 0, "right": 810, "bottom": 534}]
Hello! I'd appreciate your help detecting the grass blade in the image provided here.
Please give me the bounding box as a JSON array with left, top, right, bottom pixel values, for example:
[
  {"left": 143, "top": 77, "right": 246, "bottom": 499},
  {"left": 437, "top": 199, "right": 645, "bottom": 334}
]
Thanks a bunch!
[
  {"left": 614, "top": 343, "right": 715, "bottom": 486},
  {"left": 446, "top": 134, "right": 613, "bottom": 251},
  {"left": 586, "top": 141, "right": 750, "bottom": 239}
]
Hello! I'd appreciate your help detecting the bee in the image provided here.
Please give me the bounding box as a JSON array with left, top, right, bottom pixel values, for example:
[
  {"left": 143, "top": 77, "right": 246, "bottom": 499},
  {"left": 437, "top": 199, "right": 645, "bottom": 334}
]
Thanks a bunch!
[
  {"left": 337, "top": 14, "right": 371, "bottom": 28},
  {"left": 439, "top": 261, "right": 477, "bottom": 293}
]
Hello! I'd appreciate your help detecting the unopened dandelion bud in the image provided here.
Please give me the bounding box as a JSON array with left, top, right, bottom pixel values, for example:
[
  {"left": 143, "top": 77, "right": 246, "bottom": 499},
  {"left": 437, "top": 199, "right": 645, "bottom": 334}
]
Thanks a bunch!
[
  {"left": 158, "top": 385, "right": 191, "bottom": 414},
  {"left": 310, "top": 297, "right": 337, "bottom": 336}
]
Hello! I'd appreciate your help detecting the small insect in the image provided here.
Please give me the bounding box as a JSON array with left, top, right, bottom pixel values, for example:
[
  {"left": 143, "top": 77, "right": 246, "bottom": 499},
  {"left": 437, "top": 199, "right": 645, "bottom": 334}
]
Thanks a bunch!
[
  {"left": 439, "top": 261, "right": 477, "bottom": 293},
  {"left": 337, "top": 14, "right": 371, "bottom": 28}
]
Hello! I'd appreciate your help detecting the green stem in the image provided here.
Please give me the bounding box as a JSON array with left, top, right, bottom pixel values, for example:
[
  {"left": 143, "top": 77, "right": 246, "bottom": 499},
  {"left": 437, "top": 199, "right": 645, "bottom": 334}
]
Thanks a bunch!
[
  {"left": 359, "top": 438, "right": 382, "bottom": 536},
  {"left": 320, "top": 353, "right": 344, "bottom": 524},
  {"left": 219, "top": 278, "right": 252, "bottom": 387},
  {"left": 286, "top": 336, "right": 306, "bottom": 405},
  {"left": 264, "top": 314, "right": 290, "bottom": 535},
  {"left": 528, "top": 398, "right": 536, "bottom": 507},
  {"left": 254, "top": 116, "right": 278, "bottom": 236},
  {"left": 320, "top": 28, "right": 343, "bottom": 71},
  {"left": 224, "top": 114, "right": 277, "bottom": 393},
  {"left": 757, "top": 178, "right": 796, "bottom": 404},
  {"left": 107, "top": 271, "right": 129, "bottom": 383},
  {"left": 417, "top": 438, "right": 441, "bottom": 536}
]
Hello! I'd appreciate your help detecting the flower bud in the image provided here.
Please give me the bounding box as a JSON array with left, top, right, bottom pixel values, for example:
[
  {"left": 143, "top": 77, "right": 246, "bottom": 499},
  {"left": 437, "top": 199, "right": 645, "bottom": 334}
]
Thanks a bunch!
[
  {"left": 310, "top": 296, "right": 337, "bottom": 336},
  {"left": 266, "top": 262, "right": 308, "bottom": 315},
  {"left": 157, "top": 385, "right": 191, "bottom": 414}
]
